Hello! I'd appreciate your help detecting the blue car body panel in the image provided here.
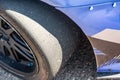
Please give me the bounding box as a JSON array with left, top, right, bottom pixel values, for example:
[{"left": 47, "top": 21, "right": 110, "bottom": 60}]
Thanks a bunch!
[
  {"left": 56, "top": 2, "right": 120, "bottom": 36},
  {"left": 42, "top": 0, "right": 120, "bottom": 7},
  {"left": 41, "top": 0, "right": 120, "bottom": 78}
]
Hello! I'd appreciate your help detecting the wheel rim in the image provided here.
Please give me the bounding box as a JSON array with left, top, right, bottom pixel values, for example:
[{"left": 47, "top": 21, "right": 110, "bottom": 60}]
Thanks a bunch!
[{"left": 0, "top": 16, "right": 36, "bottom": 73}]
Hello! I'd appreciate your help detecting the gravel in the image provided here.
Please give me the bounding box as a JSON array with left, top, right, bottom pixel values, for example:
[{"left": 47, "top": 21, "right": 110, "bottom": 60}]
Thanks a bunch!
[{"left": 0, "top": 67, "right": 21, "bottom": 80}]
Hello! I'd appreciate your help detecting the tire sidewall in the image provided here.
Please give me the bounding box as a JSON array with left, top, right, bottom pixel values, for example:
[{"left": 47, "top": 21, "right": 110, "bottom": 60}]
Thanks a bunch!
[{"left": 0, "top": 10, "right": 51, "bottom": 80}]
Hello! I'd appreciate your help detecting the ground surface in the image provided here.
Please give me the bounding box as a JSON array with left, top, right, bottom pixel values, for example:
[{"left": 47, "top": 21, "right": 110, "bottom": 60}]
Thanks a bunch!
[{"left": 0, "top": 67, "right": 21, "bottom": 80}]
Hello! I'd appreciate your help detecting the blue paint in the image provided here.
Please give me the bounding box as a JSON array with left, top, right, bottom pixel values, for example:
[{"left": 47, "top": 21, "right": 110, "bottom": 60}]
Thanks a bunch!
[
  {"left": 56, "top": 2, "right": 120, "bottom": 36},
  {"left": 42, "top": 0, "right": 120, "bottom": 7},
  {"left": 98, "top": 63, "right": 120, "bottom": 72}
]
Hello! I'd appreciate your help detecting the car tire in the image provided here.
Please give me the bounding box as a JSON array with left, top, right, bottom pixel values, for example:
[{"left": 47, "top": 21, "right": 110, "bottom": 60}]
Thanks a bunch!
[{"left": 0, "top": 0, "right": 96, "bottom": 80}]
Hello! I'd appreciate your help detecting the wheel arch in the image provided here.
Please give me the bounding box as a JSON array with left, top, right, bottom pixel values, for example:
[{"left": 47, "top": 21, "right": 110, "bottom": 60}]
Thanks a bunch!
[{"left": 0, "top": 0, "right": 97, "bottom": 78}]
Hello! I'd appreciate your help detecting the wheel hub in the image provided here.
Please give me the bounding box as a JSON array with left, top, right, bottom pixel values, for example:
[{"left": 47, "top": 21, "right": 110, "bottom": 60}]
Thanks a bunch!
[{"left": 0, "top": 17, "right": 36, "bottom": 73}]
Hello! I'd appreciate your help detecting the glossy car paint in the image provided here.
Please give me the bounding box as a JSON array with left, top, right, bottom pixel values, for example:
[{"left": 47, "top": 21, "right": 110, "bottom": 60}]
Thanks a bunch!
[
  {"left": 41, "top": 0, "right": 120, "bottom": 7},
  {"left": 41, "top": 0, "right": 120, "bottom": 78},
  {"left": 56, "top": 2, "right": 120, "bottom": 36}
]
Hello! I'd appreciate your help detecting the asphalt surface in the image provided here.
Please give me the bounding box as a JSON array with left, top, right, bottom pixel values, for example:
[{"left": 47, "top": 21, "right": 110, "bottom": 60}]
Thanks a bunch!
[{"left": 0, "top": 67, "right": 21, "bottom": 80}]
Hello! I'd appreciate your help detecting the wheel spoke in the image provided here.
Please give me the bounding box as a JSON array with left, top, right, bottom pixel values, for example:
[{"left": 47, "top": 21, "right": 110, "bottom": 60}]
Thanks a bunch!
[
  {"left": 0, "top": 43, "right": 5, "bottom": 56},
  {"left": 14, "top": 45, "right": 33, "bottom": 61},
  {"left": 10, "top": 37, "right": 33, "bottom": 60},
  {"left": 0, "top": 17, "right": 36, "bottom": 73},
  {"left": 11, "top": 48, "right": 21, "bottom": 62},
  {"left": 11, "top": 32, "right": 29, "bottom": 49},
  {"left": 5, "top": 45, "right": 18, "bottom": 61},
  {"left": 5, "top": 28, "right": 13, "bottom": 35},
  {"left": 1, "top": 25, "right": 13, "bottom": 35},
  {"left": 10, "top": 34, "right": 33, "bottom": 58},
  {"left": 12, "top": 38, "right": 31, "bottom": 53}
]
